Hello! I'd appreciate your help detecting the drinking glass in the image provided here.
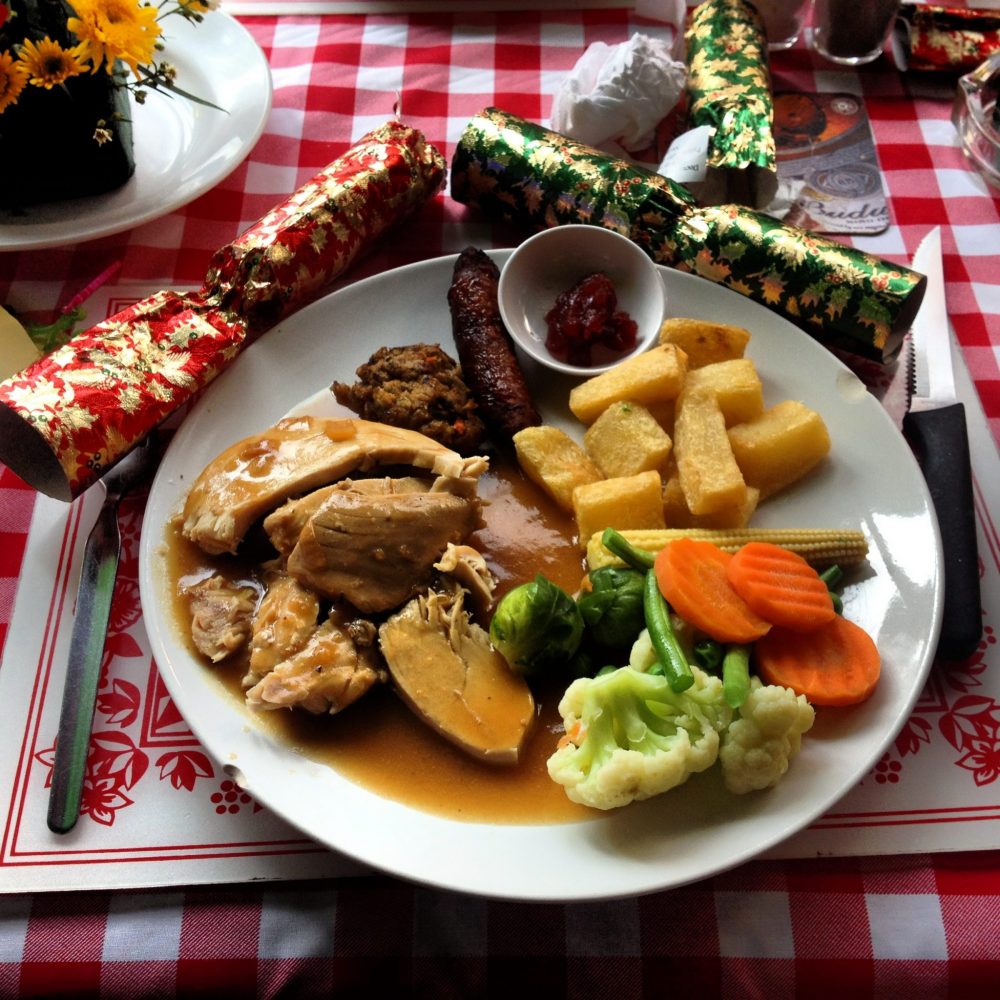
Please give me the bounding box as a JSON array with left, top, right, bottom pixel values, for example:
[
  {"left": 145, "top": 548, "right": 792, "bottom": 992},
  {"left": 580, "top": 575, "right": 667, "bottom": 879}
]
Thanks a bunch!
[
  {"left": 753, "top": 0, "right": 813, "bottom": 51},
  {"left": 811, "top": 0, "right": 901, "bottom": 66}
]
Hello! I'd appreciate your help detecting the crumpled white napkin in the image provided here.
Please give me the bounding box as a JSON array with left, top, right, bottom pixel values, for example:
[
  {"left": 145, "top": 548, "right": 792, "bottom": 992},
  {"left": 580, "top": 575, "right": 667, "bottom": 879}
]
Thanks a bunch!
[{"left": 550, "top": 33, "right": 686, "bottom": 155}]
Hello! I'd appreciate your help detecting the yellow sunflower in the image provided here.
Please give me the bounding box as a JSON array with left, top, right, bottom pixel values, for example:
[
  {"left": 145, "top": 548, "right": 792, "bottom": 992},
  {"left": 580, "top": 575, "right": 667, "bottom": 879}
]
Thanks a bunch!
[
  {"left": 66, "top": 0, "right": 162, "bottom": 78},
  {"left": 17, "top": 36, "right": 87, "bottom": 89},
  {"left": 0, "top": 48, "right": 28, "bottom": 113}
]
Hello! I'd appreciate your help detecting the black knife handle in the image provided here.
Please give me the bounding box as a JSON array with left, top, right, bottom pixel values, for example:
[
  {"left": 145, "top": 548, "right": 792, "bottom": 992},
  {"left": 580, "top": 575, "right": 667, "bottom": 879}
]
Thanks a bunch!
[{"left": 903, "top": 402, "right": 982, "bottom": 660}]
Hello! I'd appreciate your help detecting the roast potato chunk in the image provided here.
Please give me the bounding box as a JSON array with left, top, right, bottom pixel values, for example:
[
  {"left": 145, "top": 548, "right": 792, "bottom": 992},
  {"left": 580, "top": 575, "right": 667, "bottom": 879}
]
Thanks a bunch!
[
  {"left": 568, "top": 345, "right": 687, "bottom": 425},
  {"left": 658, "top": 317, "right": 750, "bottom": 369},
  {"left": 513, "top": 425, "right": 603, "bottom": 513},
  {"left": 583, "top": 400, "right": 672, "bottom": 479},
  {"left": 682, "top": 359, "right": 764, "bottom": 427},
  {"left": 572, "top": 470, "right": 665, "bottom": 548},
  {"left": 727, "top": 400, "right": 831, "bottom": 498},
  {"left": 673, "top": 386, "right": 748, "bottom": 516},
  {"left": 662, "top": 473, "right": 759, "bottom": 529}
]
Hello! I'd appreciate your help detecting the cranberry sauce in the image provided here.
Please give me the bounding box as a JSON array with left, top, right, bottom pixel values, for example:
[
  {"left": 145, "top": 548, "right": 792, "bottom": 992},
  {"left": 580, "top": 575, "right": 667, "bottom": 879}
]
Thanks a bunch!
[{"left": 544, "top": 272, "right": 638, "bottom": 367}]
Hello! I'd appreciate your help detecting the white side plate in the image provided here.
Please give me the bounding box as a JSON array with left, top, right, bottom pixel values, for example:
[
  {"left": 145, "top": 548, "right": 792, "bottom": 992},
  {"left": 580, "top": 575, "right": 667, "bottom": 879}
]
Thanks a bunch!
[{"left": 0, "top": 12, "right": 272, "bottom": 250}]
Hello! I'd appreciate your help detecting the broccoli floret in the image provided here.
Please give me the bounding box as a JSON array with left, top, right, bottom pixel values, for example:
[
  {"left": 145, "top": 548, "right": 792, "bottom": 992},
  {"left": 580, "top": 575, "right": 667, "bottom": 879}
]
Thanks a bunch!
[
  {"left": 546, "top": 665, "right": 732, "bottom": 810},
  {"left": 719, "top": 678, "right": 815, "bottom": 794}
]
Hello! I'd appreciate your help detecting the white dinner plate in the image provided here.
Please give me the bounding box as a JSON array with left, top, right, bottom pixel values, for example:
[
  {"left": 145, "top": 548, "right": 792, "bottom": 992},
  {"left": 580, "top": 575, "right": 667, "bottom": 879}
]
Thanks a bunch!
[
  {"left": 139, "top": 253, "right": 942, "bottom": 902},
  {"left": 0, "top": 12, "right": 271, "bottom": 251}
]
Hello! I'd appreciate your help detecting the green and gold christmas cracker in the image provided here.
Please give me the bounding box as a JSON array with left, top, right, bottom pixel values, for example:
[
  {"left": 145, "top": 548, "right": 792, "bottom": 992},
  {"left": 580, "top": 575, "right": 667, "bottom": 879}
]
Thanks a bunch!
[
  {"left": 450, "top": 108, "right": 926, "bottom": 363},
  {"left": 684, "top": 0, "right": 778, "bottom": 208}
]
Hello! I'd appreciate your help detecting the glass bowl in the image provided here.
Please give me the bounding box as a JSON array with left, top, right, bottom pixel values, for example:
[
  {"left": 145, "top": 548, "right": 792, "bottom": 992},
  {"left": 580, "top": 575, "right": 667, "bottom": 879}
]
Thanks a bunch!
[{"left": 952, "top": 51, "right": 1000, "bottom": 191}]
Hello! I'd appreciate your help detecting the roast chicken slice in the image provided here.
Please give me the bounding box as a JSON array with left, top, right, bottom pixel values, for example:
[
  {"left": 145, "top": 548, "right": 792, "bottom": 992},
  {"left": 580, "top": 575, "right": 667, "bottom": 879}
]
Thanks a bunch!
[
  {"left": 185, "top": 574, "right": 258, "bottom": 663},
  {"left": 244, "top": 569, "right": 321, "bottom": 689},
  {"left": 182, "top": 416, "right": 488, "bottom": 555},
  {"left": 286, "top": 488, "right": 483, "bottom": 613},
  {"left": 378, "top": 589, "right": 535, "bottom": 765},
  {"left": 433, "top": 543, "right": 497, "bottom": 620},
  {"left": 245, "top": 608, "right": 384, "bottom": 715},
  {"left": 263, "top": 476, "right": 431, "bottom": 558}
]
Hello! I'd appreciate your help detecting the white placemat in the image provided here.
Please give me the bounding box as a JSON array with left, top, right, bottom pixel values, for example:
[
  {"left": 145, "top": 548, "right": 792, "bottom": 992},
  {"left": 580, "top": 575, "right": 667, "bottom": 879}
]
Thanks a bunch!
[{"left": 1, "top": 281, "right": 997, "bottom": 893}]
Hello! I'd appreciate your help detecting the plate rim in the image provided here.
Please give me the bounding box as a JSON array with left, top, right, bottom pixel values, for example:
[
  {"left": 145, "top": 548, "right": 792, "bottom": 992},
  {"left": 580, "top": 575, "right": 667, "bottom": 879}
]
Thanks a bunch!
[
  {"left": 0, "top": 11, "right": 272, "bottom": 251},
  {"left": 139, "top": 252, "right": 943, "bottom": 902}
]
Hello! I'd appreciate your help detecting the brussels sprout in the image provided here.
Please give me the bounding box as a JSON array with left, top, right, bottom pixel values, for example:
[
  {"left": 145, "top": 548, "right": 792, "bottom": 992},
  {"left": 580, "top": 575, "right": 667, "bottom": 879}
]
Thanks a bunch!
[
  {"left": 568, "top": 647, "right": 618, "bottom": 680},
  {"left": 577, "top": 566, "right": 645, "bottom": 649},
  {"left": 693, "top": 638, "right": 724, "bottom": 674},
  {"left": 489, "top": 574, "right": 584, "bottom": 675}
]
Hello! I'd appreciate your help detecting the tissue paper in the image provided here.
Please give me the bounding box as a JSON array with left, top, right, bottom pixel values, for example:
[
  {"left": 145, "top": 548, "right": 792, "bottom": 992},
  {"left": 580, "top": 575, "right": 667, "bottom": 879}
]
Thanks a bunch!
[{"left": 550, "top": 34, "right": 687, "bottom": 154}]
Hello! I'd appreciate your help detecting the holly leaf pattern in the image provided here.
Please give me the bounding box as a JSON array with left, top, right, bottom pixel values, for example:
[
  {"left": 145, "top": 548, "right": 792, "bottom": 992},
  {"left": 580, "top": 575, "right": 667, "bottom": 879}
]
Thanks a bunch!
[
  {"left": 89, "top": 731, "right": 149, "bottom": 790},
  {"left": 81, "top": 777, "right": 134, "bottom": 827},
  {"left": 156, "top": 750, "right": 214, "bottom": 791},
  {"left": 96, "top": 679, "right": 143, "bottom": 728}
]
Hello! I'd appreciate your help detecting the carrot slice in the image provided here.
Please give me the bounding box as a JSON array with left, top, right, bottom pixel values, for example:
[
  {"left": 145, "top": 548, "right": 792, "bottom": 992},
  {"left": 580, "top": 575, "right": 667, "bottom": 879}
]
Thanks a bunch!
[
  {"left": 754, "top": 614, "right": 881, "bottom": 706},
  {"left": 654, "top": 537, "right": 771, "bottom": 644},
  {"left": 726, "top": 541, "right": 836, "bottom": 633}
]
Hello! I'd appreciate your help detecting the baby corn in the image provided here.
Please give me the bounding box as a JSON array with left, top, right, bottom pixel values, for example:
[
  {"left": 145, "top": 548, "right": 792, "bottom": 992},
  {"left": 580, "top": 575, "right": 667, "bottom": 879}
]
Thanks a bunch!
[{"left": 586, "top": 528, "right": 869, "bottom": 571}]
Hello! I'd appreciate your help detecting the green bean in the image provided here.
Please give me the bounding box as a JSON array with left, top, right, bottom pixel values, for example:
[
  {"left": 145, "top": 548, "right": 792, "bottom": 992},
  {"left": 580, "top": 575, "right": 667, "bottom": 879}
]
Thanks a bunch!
[
  {"left": 722, "top": 644, "right": 752, "bottom": 709},
  {"left": 601, "top": 528, "right": 655, "bottom": 571},
  {"left": 642, "top": 570, "right": 694, "bottom": 693},
  {"left": 820, "top": 565, "right": 844, "bottom": 614}
]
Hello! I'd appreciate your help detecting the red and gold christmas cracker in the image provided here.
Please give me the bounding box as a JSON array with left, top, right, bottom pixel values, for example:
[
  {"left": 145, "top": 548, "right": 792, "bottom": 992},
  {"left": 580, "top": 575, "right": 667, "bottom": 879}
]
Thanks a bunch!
[
  {"left": 0, "top": 120, "right": 446, "bottom": 501},
  {"left": 893, "top": 3, "right": 1000, "bottom": 73},
  {"left": 451, "top": 108, "right": 925, "bottom": 364}
]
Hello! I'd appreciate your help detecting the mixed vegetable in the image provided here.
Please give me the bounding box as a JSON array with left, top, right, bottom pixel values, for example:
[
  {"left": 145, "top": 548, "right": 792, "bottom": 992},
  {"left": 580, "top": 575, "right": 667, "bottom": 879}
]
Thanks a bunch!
[{"left": 489, "top": 528, "right": 880, "bottom": 810}]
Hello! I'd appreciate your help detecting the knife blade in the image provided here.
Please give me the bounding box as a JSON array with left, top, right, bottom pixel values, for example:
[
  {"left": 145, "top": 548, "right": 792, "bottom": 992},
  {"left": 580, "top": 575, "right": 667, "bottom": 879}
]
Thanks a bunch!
[{"left": 903, "top": 226, "right": 982, "bottom": 660}]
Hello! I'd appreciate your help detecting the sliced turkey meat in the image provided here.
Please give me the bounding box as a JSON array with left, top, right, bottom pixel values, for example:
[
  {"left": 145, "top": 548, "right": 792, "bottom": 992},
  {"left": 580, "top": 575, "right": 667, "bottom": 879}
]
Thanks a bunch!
[
  {"left": 378, "top": 588, "right": 535, "bottom": 765},
  {"left": 244, "top": 569, "right": 321, "bottom": 689},
  {"left": 182, "top": 416, "right": 487, "bottom": 555},
  {"left": 185, "top": 574, "right": 258, "bottom": 663},
  {"left": 433, "top": 543, "right": 497, "bottom": 620},
  {"left": 286, "top": 487, "right": 483, "bottom": 613},
  {"left": 245, "top": 608, "right": 384, "bottom": 715},
  {"left": 263, "top": 476, "right": 431, "bottom": 558}
]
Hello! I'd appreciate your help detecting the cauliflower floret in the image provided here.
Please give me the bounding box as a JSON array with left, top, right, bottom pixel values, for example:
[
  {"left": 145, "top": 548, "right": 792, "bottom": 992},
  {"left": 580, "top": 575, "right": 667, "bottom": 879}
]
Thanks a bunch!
[
  {"left": 719, "top": 678, "right": 815, "bottom": 794},
  {"left": 629, "top": 629, "right": 730, "bottom": 732},
  {"left": 546, "top": 665, "right": 731, "bottom": 810}
]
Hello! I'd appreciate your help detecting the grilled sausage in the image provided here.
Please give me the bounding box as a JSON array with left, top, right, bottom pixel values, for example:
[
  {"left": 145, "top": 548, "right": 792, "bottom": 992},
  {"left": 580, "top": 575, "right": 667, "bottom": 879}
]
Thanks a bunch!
[{"left": 447, "top": 247, "right": 541, "bottom": 440}]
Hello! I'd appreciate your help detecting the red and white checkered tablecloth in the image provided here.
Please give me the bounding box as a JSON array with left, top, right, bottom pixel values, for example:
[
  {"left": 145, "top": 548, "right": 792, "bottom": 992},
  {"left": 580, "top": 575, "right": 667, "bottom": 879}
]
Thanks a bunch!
[
  {"left": 1, "top": 856, "right": 999, "bottom": 996},
  {"left": 1, "top": 6, "right": 999, "bottom": 997}
]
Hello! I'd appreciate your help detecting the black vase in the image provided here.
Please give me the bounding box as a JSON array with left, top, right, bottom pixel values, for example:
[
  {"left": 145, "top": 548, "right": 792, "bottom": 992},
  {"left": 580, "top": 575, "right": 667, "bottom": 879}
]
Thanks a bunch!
[{"left": 0, "top": 0, "right": 136, "bottom": 210}]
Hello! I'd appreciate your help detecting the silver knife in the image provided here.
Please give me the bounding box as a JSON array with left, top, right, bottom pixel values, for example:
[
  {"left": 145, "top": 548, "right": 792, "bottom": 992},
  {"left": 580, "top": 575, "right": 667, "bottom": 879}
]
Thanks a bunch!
[{"left": 903, "top": 226, "right": 982, "bottom": 661}]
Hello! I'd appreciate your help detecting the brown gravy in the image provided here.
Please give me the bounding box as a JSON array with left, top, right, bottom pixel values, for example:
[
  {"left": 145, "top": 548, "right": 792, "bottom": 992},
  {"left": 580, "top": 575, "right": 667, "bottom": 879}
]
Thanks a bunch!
[{"left": 165, "top": 454, "right": 594, "bottom": 824}]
